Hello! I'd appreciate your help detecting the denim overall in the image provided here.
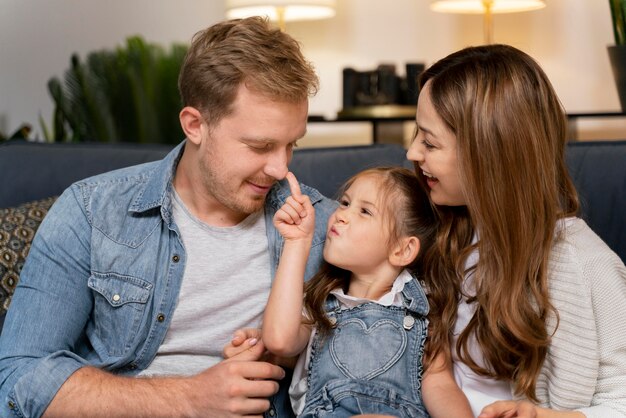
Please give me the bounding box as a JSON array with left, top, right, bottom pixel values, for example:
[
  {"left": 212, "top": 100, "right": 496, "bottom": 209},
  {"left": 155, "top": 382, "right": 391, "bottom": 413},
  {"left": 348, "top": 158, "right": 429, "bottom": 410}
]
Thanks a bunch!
[{"left": 300, "top": 278, "right": 430, "bottom": 418}]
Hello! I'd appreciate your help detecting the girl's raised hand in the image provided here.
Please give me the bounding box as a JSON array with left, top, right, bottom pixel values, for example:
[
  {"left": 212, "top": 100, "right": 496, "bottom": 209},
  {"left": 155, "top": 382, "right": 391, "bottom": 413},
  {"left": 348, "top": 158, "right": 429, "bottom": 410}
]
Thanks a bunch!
[{"left": 273, "top": 172, "right": 315, "bottom": 241}]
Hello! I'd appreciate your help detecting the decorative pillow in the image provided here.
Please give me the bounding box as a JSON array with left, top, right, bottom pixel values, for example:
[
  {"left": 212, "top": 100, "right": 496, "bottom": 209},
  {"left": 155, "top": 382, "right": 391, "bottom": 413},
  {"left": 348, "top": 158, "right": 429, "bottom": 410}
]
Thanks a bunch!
[{"left": 0, "top": 196, "right": 58, "bottom": 316}]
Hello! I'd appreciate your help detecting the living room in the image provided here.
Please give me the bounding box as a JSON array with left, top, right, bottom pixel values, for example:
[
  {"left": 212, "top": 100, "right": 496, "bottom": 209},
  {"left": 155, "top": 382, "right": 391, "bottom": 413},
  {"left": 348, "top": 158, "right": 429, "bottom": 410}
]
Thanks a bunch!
[{"left": 1, "top": 3, "right": 626, "bottom": 417}]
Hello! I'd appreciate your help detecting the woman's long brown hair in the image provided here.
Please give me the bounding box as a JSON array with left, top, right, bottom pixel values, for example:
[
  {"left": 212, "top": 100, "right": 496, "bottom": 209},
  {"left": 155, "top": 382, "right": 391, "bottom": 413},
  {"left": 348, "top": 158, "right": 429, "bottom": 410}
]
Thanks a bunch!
[
  {"left": 304, "top": 167, "right": 437, "bottom": 336},
  {"left": 418, "top": 45, "right": 579, "bottom": 401}
]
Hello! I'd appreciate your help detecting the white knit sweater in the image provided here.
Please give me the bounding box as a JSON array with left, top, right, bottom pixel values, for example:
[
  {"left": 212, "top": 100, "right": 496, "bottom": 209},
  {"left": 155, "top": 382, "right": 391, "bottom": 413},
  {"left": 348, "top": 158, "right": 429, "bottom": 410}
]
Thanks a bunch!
[{"left": 532, "top": 218, "right": 626, "bottom": 417}]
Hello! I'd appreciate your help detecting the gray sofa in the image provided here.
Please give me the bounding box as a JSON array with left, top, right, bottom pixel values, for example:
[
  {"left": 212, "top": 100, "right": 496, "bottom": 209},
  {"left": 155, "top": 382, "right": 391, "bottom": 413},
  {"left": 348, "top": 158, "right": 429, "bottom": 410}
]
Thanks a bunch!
[{"left": 1, "top": 139, "right": 625, "bottom": 331}]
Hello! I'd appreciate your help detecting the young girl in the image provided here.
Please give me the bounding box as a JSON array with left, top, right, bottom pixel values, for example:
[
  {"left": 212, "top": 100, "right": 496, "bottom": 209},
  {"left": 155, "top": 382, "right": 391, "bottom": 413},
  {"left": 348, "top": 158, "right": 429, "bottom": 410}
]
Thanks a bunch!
[
  {"left": 407, "top": 44, "right": 626, "bottom": 418},
  {"left": 260, "top": 167, "right": 472, "bottom": 418}
]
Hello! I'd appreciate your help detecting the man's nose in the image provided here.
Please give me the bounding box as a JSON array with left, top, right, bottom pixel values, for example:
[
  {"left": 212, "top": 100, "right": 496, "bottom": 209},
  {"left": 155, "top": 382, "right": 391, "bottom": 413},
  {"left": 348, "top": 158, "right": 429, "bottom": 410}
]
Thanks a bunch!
[{"left": 264, "top": 149, "right": 290, "bottom": 180}]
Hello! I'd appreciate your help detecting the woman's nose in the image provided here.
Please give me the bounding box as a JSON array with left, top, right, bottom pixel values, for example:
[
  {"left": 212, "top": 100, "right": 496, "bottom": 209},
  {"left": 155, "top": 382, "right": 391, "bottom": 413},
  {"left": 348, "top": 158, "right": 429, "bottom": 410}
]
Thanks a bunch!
[{"left": 406, "top": 140, "right": 424, "bottom": 163}]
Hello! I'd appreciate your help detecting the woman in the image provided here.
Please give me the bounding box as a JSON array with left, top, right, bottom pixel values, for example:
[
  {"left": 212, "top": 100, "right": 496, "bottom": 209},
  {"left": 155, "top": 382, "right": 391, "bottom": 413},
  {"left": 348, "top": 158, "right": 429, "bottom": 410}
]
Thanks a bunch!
[{"left": 406, "top": 44, "right": 626, "bottom": 418}]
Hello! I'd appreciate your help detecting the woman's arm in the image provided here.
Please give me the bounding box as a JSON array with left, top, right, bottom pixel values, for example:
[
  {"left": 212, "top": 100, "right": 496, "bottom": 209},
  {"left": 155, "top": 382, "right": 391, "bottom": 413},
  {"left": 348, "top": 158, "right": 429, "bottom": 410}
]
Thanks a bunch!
[
  {"left": 422, "top": 353, "right": 473, "bottom": 418},
  {"left": 262, "top": 172, "right": 314, "bottom": 357}
]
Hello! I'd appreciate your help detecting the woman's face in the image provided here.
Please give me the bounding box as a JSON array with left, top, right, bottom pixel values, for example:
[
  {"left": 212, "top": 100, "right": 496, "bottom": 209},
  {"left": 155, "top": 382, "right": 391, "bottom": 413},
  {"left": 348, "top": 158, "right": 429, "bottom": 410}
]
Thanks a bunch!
[{"left": 406, "top": 81, "right": 466, "bottom": 207}]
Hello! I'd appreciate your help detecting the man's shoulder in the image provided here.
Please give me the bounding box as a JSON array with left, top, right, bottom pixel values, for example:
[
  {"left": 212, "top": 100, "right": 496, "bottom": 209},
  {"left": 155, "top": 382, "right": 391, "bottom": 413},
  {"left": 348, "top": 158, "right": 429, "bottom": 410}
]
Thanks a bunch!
[
  {"left": 73, "top": 160, "right": 160, "bottom": 190},
  {"left": 66, "top": 160, "right": 166, "bottom": 221}
]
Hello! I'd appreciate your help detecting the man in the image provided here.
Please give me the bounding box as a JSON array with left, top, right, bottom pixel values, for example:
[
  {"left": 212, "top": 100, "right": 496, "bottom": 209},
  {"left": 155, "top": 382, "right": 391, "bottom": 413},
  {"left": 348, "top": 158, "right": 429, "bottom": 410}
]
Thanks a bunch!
[{"left": 0, "top": 17, "right": 336, "bottom": 418}]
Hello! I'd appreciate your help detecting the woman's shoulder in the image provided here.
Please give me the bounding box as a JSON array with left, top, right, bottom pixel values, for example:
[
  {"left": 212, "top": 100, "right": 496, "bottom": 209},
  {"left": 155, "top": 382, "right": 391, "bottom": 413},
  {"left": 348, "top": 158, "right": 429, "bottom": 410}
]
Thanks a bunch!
[
  {"left": 552, "top": 218, "right": 624, "bottom": 272},
  {"left": 548, "top": 217, "right": 626, "bottom": 302}
]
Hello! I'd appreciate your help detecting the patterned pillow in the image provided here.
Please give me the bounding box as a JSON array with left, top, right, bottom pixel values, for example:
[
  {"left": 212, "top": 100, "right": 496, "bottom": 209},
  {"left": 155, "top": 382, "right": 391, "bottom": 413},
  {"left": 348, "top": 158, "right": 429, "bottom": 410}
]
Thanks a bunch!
[{"left": 0, "top": 196, "right": 58, "bottom": 316}]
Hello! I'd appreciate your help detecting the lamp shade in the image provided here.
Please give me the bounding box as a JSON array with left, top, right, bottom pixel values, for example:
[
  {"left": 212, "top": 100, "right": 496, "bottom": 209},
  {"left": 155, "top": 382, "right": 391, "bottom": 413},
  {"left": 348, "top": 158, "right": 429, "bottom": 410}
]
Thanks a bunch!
[
  {"left": 430, "top": 0, "right": 546, "bottom": 14},
  {"left": 226, "top": 0, "right": 336, "bottom": 22}
]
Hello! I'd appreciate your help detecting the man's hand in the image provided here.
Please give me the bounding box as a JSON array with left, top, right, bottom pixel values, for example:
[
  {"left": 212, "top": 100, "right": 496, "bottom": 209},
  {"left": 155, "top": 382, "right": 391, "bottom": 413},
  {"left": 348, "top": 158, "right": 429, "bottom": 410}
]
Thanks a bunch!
[
  {"left": 273, "top": 172, "right": 315, "bottom": 242},
  {"left": 187, "top": 339, "right": 286, "bottom": 417}
]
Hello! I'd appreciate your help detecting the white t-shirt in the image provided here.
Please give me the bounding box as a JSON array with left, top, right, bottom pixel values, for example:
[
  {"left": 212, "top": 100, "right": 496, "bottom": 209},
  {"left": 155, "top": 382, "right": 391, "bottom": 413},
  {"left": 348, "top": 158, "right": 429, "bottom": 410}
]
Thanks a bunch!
[{"left": 139, "top": 189, "right": 271, "bottom": 377}]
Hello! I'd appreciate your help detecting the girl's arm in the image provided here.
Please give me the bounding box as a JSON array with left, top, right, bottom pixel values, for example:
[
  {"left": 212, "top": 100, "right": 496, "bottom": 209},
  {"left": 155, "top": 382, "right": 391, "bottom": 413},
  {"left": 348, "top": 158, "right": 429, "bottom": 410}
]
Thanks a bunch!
[
  {"left": 422, "top": 353, "right": 473, "bottom": 418},
  {"left": 262, "top": 172, "right": 314, "bottom": 357}
]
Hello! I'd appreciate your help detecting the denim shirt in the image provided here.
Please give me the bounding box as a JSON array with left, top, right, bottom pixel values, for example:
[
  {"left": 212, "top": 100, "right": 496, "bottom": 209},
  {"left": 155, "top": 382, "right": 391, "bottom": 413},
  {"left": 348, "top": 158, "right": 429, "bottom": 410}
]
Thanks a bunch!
[{"left": 0, "top": 141, "right": 337, "bottom": 418}]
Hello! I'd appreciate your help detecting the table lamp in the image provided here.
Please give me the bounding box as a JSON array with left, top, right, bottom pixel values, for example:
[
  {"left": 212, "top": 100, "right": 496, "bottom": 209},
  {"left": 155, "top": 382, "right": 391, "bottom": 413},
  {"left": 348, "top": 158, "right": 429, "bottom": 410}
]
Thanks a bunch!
[
  {"left": 225, "top": 0, "right": 336, "bottom": 31},
  {"left": 430, "top": 0, "right": 546, "bottom": 44}
]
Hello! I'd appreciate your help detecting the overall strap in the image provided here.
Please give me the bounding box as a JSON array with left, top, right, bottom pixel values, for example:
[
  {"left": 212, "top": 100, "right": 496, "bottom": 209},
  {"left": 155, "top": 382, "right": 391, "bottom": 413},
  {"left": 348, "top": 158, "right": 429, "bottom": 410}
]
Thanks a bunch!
[
  {"left": 323, "top": 293, "right": 342, "bottom": 313},
  {"left": 401, "top": 276, "right": 429, "bottom": 316}
]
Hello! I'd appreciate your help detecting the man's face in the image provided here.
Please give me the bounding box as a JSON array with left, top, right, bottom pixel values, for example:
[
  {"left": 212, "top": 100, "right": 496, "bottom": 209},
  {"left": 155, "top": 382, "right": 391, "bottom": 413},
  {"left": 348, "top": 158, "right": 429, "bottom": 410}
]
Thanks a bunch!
[{"left": 196, "top": 84, "right": 308, "bottom": 223}]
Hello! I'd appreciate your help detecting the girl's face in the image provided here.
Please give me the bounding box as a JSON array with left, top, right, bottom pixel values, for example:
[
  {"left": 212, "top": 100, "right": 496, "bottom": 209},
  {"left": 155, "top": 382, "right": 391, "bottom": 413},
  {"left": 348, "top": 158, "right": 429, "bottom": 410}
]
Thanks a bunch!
[
  {"left": 323, "top": 175, "right": 394, "bottom": 275},
  {"left": 406, "top": 81, "right": 466, "bottom": 207}
]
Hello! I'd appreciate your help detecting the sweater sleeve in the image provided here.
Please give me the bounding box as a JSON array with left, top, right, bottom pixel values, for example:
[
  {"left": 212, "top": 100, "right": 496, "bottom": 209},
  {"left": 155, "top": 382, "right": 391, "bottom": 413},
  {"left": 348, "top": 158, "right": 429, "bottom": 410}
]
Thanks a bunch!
[{"left": 544, "top": 219, "right": 626, "bottom": 418}]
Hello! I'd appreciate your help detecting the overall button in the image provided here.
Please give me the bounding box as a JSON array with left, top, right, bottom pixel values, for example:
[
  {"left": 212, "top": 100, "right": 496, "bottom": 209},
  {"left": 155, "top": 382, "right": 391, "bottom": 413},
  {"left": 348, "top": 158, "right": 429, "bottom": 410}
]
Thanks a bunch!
[{"left": 403, "top": 315, "right": 415, "bottom": 330}]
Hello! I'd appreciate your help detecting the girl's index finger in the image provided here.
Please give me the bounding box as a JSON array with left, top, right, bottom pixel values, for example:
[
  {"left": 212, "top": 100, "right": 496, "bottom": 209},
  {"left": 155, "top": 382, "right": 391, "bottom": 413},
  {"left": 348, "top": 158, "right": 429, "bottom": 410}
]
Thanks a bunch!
[{"left": 286, "top": 171, "right": 303, "bottom": 199}]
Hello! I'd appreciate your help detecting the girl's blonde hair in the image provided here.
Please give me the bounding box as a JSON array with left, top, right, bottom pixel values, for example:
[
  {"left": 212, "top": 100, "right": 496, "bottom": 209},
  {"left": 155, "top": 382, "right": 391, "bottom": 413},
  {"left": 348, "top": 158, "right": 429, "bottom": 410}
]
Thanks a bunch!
[
  {"left": 304, "top": 167, "right": 437, "bottom": 336},
  {"left": 419, "top": 44, "right": 579, "bottom": 400}
]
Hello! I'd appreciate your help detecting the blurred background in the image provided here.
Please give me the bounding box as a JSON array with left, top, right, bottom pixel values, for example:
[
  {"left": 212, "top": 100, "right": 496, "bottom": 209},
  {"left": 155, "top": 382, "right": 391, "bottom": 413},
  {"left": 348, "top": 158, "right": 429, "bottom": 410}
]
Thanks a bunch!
[{"left": 0, "top": 0, "right": 621, "bottom": 146}]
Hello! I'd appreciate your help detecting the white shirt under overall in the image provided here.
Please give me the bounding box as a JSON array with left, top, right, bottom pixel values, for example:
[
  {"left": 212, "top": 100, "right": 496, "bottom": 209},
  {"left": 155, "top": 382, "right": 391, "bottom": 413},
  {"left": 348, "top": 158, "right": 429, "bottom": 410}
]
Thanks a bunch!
[
  {"left": 452, "top": 237, "right": 512, "bottom": 417},
  {"left": 289, "top": 269, "right": 415, "bottom": 415}
]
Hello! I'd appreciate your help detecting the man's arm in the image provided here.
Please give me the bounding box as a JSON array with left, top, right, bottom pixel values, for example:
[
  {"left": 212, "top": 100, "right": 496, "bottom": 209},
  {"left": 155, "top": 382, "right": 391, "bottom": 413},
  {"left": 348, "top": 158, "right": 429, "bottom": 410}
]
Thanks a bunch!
[
  {"left": 44, "top": 345, "right": 285, "bottom": 418},
  {"left": 0, "top": 187, "right": 284, "bottom": 418}
]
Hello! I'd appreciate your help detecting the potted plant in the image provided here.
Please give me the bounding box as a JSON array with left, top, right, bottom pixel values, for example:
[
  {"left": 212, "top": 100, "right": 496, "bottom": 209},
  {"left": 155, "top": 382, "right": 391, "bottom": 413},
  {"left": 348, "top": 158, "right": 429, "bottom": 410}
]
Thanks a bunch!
[
  {"left": 47, "top": 36, "right": 187, "bottom": 143},
  {"left": 608, "top": 0, "right": 626, "bottom": 111}
]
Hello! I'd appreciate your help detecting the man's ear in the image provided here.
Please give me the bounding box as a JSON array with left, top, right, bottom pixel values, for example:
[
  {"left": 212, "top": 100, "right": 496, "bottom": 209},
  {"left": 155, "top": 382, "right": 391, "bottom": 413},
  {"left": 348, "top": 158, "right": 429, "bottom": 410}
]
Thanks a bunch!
[
  {"left": 389, "top": 236, "right": 420, "bottom": 268},
  {"left": 179, "top": 106, "right": 204, "bottom": 145}
]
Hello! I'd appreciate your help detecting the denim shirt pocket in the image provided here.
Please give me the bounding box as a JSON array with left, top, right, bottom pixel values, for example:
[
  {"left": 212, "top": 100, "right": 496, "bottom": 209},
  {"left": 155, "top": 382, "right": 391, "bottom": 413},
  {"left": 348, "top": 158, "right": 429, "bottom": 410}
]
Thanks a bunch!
[{"left": 88, "top": 272, "right": 153, "bottom": 357}]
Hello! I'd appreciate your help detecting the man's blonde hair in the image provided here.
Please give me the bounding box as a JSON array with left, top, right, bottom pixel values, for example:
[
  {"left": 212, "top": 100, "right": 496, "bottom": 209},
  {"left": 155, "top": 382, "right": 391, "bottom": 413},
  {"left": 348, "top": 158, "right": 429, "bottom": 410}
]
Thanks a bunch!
[{"left": 178, "top": 16, "right": 319, "bottom": 128}]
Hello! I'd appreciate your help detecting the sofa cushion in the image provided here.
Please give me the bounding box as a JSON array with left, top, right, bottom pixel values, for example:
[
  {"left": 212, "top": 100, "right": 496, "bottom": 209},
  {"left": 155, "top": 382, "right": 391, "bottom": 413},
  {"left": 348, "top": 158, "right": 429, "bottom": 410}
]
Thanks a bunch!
[{"left": 0, "top": 196, "right": 58, "bottom": 315}]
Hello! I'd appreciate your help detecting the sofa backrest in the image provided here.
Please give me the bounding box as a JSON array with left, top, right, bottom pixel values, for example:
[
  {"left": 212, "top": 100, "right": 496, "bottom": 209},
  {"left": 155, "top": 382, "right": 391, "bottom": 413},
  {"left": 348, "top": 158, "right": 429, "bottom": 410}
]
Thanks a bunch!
[
  {"left": 0, "top": 141, "right": 175, "bottom": 207},
  {"left": 565, "top": 141, "right": 626, "bottom": 264},
  {"left": 0, "top": 139, "right": 624, "bottom": 260},
  {"left": 0, "top": 139, "right": 625, "bottom": 330}
]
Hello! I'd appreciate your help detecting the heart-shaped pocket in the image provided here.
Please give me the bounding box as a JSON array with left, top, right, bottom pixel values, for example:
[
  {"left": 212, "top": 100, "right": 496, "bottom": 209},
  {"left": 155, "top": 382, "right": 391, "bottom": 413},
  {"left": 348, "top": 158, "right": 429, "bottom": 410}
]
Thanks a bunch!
[{"left": 330, "top": 318, "right": 407, "bottom": 380}]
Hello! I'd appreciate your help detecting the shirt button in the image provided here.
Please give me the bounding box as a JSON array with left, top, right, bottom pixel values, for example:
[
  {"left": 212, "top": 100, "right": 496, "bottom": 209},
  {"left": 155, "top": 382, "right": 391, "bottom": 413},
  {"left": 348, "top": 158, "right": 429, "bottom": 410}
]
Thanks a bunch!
[
  {"left": 157, "top": 313, "right": 166, "bottom": 322},
  {"left": 268, "top": 408, "right": 276, "bottom": 416},
  {"left": 329, "top": 317, "right": 337, "bottom": 326},
  {"left": 172, "top": 254, "right": 180, "bottom": 263},
  {"left": 112, "top": 294, "right": 121, "bottom": 302},
  {"left": 8, "top": 401, "right": 15, "bottom": 409}
]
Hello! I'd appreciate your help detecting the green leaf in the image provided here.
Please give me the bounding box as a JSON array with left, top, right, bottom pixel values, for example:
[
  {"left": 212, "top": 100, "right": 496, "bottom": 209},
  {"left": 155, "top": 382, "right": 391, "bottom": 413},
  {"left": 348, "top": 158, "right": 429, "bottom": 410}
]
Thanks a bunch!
[
  {"left": 610, "top": 0, "right": 626, "bottom": 45},
  {"left": 47, "top": 36, "right": 187, "bottom": 143}
]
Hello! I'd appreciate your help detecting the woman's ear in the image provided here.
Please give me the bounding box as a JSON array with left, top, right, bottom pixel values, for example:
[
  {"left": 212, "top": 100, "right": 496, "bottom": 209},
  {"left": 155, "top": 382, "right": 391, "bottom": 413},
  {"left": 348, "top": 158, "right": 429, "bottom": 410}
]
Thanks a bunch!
[
  {"left": 389, "top": 236, "right": 420, "bottom": 268},
  {"left": 179, "top": 106, "right": 204, "bottom": 145}
]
